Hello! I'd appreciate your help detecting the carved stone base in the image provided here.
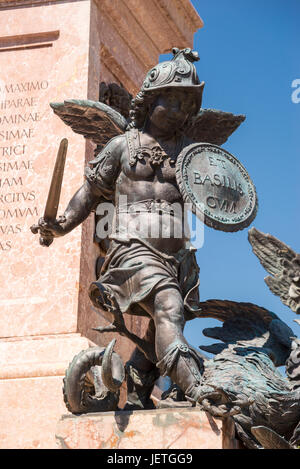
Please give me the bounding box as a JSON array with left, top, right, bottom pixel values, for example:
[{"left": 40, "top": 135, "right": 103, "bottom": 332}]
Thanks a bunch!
[
  {"left": 0, "top": 333, "right": 91, "bottom": 448},
  {"left": 56, "top": 407, "right": 224, "bottom": 449}
]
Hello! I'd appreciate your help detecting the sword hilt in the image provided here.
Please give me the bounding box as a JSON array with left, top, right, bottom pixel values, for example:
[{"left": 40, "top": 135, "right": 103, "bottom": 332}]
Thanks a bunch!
[
  {"left": 39, "top": 234, "right": 54, "bottom": 247},
  {"left": 30, "top": 223, "right": 54, "bottom": 247}
]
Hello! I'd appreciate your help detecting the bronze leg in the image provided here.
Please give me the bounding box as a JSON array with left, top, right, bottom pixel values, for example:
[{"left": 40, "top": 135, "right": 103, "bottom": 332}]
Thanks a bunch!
[{"left": 140, "top": 287, "right": 202, "bottom": 403}]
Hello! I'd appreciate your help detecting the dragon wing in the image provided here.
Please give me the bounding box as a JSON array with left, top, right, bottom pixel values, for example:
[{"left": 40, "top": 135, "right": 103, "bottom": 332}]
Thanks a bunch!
[
  {"left": 251, "top": 426, "right": 294, "bottom": 449},
  {"left": 184, "top": 108, "right": 245, "bottom": 145},
  {"left": 50, "top": 99, "right": 128, "bottom": 150},
  {"left": 248, "top": 227, "right": 300, "bottom": 314},
  {"left": 197, "top": 299, "right": 294, "bottom": 366}
]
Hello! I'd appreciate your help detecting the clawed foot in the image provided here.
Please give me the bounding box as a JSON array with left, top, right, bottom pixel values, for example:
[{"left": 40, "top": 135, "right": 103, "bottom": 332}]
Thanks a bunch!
[
  {"left": 200, "top": 398, "right": 241, "bottom": 417},
  {"left": 197, "top": 385, "right": 253, "bottom": 418}
]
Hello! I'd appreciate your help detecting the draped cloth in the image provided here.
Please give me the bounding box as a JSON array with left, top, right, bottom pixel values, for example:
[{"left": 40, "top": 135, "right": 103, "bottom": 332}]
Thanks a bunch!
[{"left": 89, "top": 238, "right": 201, "bottom": 320}]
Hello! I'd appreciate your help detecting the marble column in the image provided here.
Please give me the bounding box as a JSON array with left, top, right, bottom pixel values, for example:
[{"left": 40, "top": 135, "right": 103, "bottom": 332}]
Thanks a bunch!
[{"left": 0, "top": 0, "right": 202, "bottom": 448}]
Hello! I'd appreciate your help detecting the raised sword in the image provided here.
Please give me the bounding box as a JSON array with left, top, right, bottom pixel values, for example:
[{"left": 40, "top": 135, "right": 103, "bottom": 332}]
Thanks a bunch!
[{"left": 30, "top": 138, "right": 68, "bottom": 246}]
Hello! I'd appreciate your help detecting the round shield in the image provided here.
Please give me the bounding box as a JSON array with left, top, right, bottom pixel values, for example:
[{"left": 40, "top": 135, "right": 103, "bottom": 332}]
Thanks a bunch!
[{"left": 176, "top": 143, "right": 258, "bottom": 232}]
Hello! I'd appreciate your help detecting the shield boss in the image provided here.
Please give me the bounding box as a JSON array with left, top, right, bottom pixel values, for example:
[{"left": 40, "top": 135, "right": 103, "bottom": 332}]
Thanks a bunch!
[{"left": 176, "top": 143, "right": 258, "bottom": 232}]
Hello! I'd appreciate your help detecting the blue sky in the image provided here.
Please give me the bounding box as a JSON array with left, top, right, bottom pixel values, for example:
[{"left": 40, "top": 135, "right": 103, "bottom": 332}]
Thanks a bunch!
[{"left": 162, "top": 1, "right": 300, "bottom": 354}]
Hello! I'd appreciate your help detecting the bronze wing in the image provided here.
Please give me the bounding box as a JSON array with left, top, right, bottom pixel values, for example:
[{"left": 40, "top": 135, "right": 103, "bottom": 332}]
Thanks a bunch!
[
  {"left": 248, "top": 227, "right": 300, "bottom": 314},
  {"left": 184, "top": 108, "right": 245, "bottom": 145},
  {"left": 195, "top": 299, "right": 294, "bottom": 366},
  {"left": 50, "top": 99, "right": 128, "bottom": 150}
]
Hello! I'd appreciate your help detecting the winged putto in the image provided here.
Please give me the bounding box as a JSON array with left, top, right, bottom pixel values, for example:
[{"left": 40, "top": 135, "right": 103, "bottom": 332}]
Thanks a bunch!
[{"left": 30, "top": 48, "right": 300, "bottom": 449}]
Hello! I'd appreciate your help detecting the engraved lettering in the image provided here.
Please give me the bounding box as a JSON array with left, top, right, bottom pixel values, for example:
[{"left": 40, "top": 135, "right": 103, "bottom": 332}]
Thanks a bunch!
[
  {"left": 4, "top": 80, "right": 48, "bottom": 94},
  {"left": 0, "top": 128, "right": 35, "bottom": 141},
  {"left": 0, "top": 160, "right": 33, "bottom": 172},
  {"left": 193, "top": 170, "right": 203, "bottom": 184},
  {"left": 0, "top": 190, "right": 36, "bottom": 204},
  {"left": 183, "top": 145, "right": 256, "bottom": 231},
  {"left": 216, "top": 158, "right": 226, "bottom": 169},
  {"left": 0, "top": 145, "right": 27, "bottom": 156},
  {"left": 229, "top": 202, "right": 237, "bottom": 213},
  {"left": 0, "top": 224, "right": 22, "bottom": 235},
  {"left": 0, "top": 240, "right": 12, "bottom": 251},
  {"left": 213, "top": 173, "right": 221, "bottom": 186},
  {"left": 203, "top": 174, "right": 213, "bottom": 185},
  {"left": 217, "top": 198, "right": 229, "bottom": 212},
  {"left": 0, "top": 176, "right": 23, "bottom": 188},
  {"left": 0, "top": 96, "right": 38, "bottom": 110},
  {"left": 206, "top": 196, "right": 233, "bottom": 213},
  {"left": 206, "top": 196, "right": 217, "bottom": 208},
  {"left": 0, "top": 79, "right": 47, "bottom": 250},
  {"left": 0, "top": 113, "right": 40, "bottom": 125},
  {"left": 195, "top": 171, "right": 241, "bottom": 194},
  {"left": 208, "top": 156, "right": 217, "bottom": 166},
  {"left": 0, "top": 206, "right": 39, "bottom": 220}
]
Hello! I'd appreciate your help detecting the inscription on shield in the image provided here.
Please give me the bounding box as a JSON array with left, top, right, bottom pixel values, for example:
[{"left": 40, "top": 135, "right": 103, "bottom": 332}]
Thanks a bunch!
[{"left": 176, "top": 143, "right": 258, "bottom": 232}]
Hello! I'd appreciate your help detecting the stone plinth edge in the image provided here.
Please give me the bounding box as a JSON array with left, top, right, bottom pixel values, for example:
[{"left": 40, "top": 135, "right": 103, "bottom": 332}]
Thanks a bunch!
[{"left": 56, "top": 407, "right": 223, "bottom": 449}]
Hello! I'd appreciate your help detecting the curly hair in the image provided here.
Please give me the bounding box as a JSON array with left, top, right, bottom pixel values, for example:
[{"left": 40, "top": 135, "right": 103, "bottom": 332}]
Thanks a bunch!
[{"left": 126, "top": 89, "right": 156, "bottom": 130}]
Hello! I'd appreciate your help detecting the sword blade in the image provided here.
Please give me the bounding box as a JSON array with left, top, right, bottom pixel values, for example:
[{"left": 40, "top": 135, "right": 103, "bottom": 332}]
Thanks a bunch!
[{"left": 44, "top": 138, "right": 68, "bottom": 221}]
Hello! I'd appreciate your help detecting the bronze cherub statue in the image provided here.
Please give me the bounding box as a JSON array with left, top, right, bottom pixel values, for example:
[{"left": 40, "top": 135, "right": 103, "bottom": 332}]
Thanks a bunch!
[{"left": 31, "top": 47, "right": 254, "bottom": 415}]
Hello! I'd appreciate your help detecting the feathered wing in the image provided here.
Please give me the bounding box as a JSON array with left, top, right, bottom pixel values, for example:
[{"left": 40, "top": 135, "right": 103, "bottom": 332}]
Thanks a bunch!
[
  {"left": 251, "top": 426, "right": 293, "bottom": 449},
  {"left": 99, "top": 82, "right": 133, "bottom": 119},
  {"left": 195, "top": 299, "right": 298, "bottom": 449},
  {"left": 196, "top": 299, "right": 294, "bottom": 366},
  {"left": 184, "top": 108, "right": 245, "bottom": 145},
  {"left": 51, "top": 101, "right": 244, "bottom": 148},
  {"left": 50, "top": 99, "right": 128, "bottom": 150},
  {"left": 248, "top": 227, "right": 300, "bottom": 313}
]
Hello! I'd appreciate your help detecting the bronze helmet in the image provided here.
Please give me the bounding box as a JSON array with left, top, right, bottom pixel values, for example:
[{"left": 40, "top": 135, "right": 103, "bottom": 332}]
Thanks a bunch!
[{"left": 141, "top": 47, "right": 205, "bottom": 111}]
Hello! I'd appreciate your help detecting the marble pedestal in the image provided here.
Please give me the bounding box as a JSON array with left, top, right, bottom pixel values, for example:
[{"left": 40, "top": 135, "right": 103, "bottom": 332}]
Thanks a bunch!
[{"left": 56, "top": 407, "right": 224, "bottom": 450}]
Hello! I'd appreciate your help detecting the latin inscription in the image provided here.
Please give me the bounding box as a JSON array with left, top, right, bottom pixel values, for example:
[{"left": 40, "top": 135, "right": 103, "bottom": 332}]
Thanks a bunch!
[
  {"left": 0, "top": 80, "right": 49, "bottom": 250},
  {"left": 177, "top": 143, "right": 257, "bottom": 232},
  {"left": 194, "top": 170, "right": 244, "bottom": 196},
  {"left": 206, "top": 196, "right": 237, "bottom": 213},
  {"left": 192, "top": 154, "right": 244, "bottom": 214}
]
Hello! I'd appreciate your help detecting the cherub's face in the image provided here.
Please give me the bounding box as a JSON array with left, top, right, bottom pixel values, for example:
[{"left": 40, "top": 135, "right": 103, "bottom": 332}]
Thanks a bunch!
[{"left": 148, "top": 88, "right": 197, "bottom": 134}]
